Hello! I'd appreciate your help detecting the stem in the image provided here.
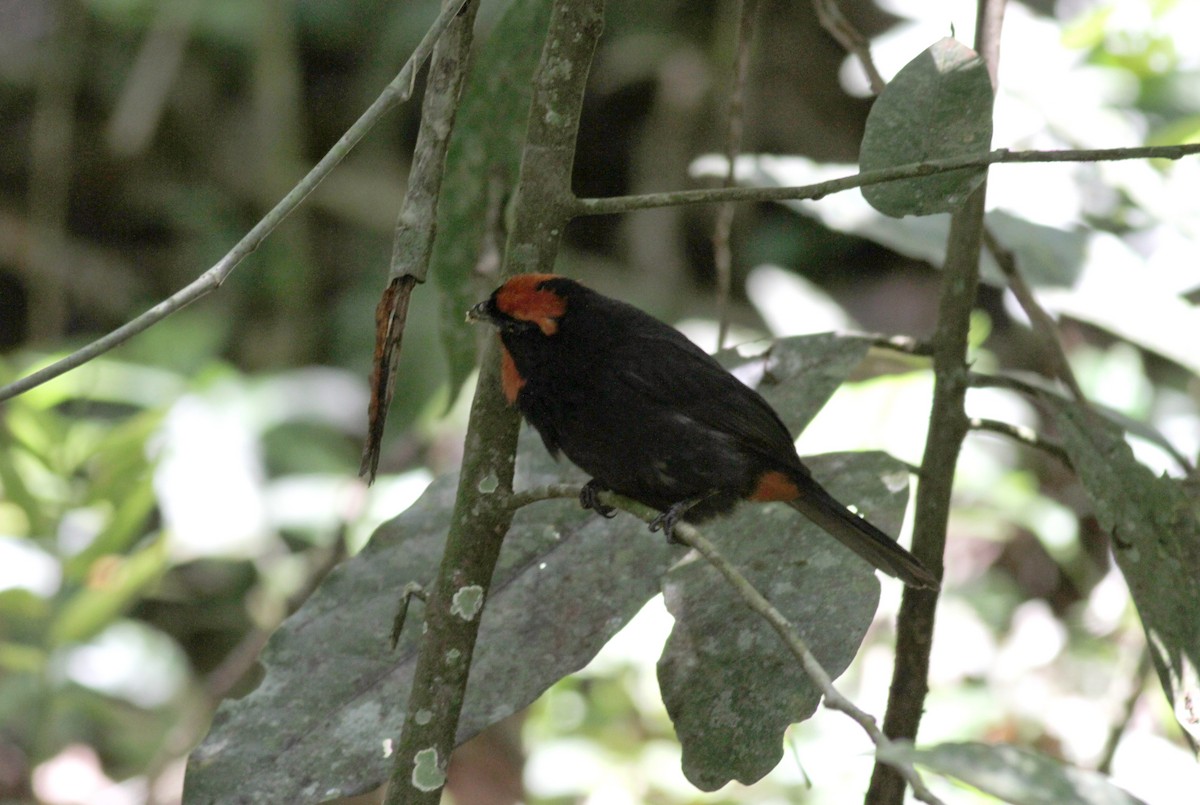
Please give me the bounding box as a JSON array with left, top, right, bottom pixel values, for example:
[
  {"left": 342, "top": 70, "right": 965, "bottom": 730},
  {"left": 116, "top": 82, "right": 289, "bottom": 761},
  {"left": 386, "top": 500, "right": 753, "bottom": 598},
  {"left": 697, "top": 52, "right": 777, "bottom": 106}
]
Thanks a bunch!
[
  {"left": 383, "top": 2, "right": 605, "bottom": 802},
  {"left": 712, "top": 0, "right": 759, "bottom": 349},
  {"left": 812, "top": 0, "right": 885, "bottom": 94},
  {"left": 967, "top": 417, "right": 1073, "bottom": 469},
  {"left": 982, "top": 226, "right": 1088, "bottom": 403},
  {"left": 866, "top": 3, "right": 1005, "bottom": 802}
]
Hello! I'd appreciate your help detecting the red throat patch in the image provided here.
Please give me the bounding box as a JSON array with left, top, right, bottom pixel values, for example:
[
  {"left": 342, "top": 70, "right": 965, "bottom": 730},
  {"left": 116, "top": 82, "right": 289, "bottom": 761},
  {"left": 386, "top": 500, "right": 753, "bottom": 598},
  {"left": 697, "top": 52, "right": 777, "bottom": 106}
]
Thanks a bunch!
[
  {"left": 499, "top": 342, "right": 524, "bottom": 404},
  {"left": 495, "top": 273, "right": 567, "bottom": 336}
]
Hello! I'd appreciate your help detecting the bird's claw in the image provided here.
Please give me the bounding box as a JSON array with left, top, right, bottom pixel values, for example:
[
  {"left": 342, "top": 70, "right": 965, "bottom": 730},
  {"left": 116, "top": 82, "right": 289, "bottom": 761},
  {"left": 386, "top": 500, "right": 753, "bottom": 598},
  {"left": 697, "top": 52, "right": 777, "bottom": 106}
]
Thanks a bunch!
[
  {"left": 649, "top": 505, "right": 685, "bottom": 544},
  {"left": 580, "top": 480, "right": 617, "bottom": 519}
]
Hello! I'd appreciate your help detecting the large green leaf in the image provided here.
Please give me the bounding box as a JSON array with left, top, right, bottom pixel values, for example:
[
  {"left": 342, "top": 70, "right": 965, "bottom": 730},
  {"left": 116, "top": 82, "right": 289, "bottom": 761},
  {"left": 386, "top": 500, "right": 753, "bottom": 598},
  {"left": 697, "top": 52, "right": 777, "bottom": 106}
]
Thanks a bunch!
[
  {"left": 183, "top": 441, "right": 676, "bottom": 804},
  {"left": 878, "top": 741, "right": 1146, "bottom": 805},
  {"left": 431, "top": 0, "right": 554, "bottom": 402},
  {"left": 660, "top": 451, "right": 905, "bottom": 790},
  {"left": 860, "top": 38, "right": 994, "bottom": 217},
  {"left": 1049, "top": 399, "right": 1200, "bottom": 746}
]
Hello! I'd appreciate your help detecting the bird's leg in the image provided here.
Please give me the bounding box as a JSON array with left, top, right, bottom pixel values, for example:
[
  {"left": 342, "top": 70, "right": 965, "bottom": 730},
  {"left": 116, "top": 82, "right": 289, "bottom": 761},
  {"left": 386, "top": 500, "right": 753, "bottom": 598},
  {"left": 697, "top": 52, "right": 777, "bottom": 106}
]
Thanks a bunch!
[
  {"left": 649, "top": 493, "right": 715, "bottom": 544},
  {"left": 579, "top": 479, "right": 617, "bottom": 519}
]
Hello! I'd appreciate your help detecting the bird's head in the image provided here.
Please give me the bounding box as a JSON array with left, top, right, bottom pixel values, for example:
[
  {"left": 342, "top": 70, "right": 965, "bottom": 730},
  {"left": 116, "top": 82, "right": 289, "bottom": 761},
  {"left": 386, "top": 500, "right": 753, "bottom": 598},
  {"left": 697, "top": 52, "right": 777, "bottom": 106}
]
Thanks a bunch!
[{"left": 467, "top": 273, "right": 575, "bottom": 337}]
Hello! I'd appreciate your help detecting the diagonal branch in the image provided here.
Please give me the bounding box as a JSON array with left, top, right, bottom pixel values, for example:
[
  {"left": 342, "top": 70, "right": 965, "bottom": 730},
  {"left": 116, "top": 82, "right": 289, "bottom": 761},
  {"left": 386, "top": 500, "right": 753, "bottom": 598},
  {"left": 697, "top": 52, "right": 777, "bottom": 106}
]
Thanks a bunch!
[
  {"left": 0, "top": 0, "right": 472, "bottom": 404},
  {"left": 982, "top": 226, "right": 1088, "bottom": 403},
  {"left": 507, "top": 483, "right": 945, "bottom": 804},
  {"left": 812, "top": 0, "right": 885, "bottom": 94},
  {"left": 670, "top": 520, "right": 946, "bottom": 805}
]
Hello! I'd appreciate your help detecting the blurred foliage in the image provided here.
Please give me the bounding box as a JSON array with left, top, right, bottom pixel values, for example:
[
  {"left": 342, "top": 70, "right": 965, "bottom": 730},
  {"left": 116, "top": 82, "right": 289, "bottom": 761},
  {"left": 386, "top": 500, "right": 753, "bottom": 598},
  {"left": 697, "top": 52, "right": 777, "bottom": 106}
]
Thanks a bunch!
[{"left": 1, "top": 0, "right": 1199, "bottom": 803}]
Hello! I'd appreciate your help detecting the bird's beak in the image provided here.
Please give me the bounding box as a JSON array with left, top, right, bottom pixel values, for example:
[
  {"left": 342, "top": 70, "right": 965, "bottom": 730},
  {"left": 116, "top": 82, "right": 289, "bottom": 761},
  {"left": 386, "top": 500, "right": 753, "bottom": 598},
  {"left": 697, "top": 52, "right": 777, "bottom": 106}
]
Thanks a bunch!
[{"left": 466, "top": 301, "right": 490, "bottom": 324}]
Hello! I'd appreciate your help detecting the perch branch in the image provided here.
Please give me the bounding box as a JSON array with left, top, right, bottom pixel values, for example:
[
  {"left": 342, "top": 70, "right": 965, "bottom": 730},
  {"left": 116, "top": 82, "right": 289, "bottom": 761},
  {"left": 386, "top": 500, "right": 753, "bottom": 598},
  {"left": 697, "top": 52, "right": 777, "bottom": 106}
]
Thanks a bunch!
[{"left": 505, "top": 483, "right": 945, "bottom": 804}]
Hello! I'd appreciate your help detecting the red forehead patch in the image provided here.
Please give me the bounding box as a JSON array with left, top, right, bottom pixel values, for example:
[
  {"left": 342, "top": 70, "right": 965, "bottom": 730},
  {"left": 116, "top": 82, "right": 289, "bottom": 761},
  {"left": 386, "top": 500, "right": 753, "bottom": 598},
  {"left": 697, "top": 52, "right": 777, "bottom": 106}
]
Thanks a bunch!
[{"left": 494, "top": 273, "right": 567, "bottom": 336}]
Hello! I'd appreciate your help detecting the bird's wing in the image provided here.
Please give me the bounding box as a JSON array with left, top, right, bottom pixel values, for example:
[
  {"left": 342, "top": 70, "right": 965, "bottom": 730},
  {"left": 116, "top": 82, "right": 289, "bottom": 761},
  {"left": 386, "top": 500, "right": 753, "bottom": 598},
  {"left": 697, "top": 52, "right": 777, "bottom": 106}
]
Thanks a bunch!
[{"left": 609, "top": 323, "right": 803, "bottom": 467}]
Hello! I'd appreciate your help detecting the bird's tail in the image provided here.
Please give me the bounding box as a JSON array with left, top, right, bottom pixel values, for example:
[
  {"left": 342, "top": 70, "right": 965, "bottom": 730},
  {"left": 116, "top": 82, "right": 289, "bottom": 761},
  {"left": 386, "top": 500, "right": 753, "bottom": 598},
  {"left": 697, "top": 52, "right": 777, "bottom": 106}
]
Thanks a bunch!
[{"left": 785, "top": 477, "right": 939, "bottom": 590}]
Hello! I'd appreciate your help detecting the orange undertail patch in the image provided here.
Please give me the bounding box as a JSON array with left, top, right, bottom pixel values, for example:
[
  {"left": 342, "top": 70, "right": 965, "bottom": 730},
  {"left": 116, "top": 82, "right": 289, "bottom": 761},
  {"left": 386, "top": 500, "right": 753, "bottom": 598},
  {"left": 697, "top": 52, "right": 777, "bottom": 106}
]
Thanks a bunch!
[
  {"left": 749, "top": 470, "right": 800, "bottom": 502},
  {"left": 499, "top": 342, "right": 525, "bottom": 404},
  {"left": 494, "top": 273, "right": 566, "bottom": 336}
]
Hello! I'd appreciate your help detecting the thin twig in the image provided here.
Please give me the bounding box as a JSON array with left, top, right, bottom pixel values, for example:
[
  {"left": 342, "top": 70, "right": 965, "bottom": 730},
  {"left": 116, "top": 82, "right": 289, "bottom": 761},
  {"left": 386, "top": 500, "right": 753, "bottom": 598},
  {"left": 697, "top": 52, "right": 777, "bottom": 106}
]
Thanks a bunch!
[
  {"left": 982, "top": 226, "right": 1088, "bottom": 403},
  {"left": 1097, "top": 646, "right": 1152, "bottom": 775},
  {"left": 968, "top": 416, "right": 1073, "bottom": 469},
  {"left": 970, "top": 372, "right": 1196, "bottom": 475},
  {"left": 502, "top": 483, "right": 943, "bottom": 804},
  {"left": 812, "top": 0, "right": 885, "bottom": 94},
  {"left": 712, "top": 0, "right": 759, "bottom": 349},
  {"left": 572, "top": 143, "right": 1200, "bottom": 217},
  {"left": 0, "top": 0, "right": 472, "bottom": 404},
  {"left": 671, "top": 521, "right": 946, "bottom": 805}
]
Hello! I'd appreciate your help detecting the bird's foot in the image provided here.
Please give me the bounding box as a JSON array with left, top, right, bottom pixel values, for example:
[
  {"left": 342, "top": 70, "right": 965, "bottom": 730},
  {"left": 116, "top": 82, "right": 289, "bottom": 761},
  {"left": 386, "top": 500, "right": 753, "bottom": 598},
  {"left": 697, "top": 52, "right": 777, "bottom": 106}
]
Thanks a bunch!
[
  {"left": 579, "top": 480, "right": 616, "bottom": 519},
  {"left": 649, "top": 500, "right": 693, "bottom": 545}
]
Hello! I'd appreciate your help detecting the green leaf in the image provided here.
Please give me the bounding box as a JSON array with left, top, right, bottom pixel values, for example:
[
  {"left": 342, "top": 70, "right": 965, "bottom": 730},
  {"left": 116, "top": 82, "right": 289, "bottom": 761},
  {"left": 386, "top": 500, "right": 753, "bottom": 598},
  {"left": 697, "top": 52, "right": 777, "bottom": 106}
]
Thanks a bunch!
[
  {"left": 183, "top": 443, "right": 677, "bottom": 804},
  {"left": 877, "top": 740, "right": 1147, "bottom": 805},
  {"left": 431, "top": 0, "right": 554, "bottom": 404},
  {"left": 728, "top": 333, "right": 872, "bottom": 435},
  {"left": 860, "top": 38, "right": 994, "bottom": 217},
  {"left": 659, "top": 451, "right": 905, "bottom": 790},
  {"left": 1048, "top": 400, "right": 1200, "bottom": 746}
]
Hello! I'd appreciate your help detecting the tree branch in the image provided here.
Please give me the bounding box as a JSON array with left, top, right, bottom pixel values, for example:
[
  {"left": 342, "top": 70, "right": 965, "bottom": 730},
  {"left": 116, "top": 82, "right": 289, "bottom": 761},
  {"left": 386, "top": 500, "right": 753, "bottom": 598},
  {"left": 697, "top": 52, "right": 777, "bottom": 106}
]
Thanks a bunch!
[
  {"left": 572, "top": 143, "right": 1200, "bottom": 216},
  {"left": 361, "top": 0, "right": 481, "bottom": 482},
  {"left": 6, "top": 139, "right": 1199, "bottom": 405},
  {"left": 383, "top": 2, "right": 605, "bottom": 802},
  {"left": 982, "top": 226, "right": 1088, "bottom": 404},
  {"left": 506, "top": 483, "right": 945, "bottom": 804},
  {"left": 0, "top": 0, "right": 473, "bottom": 404},
  {"left": 812, "top": 0, "right": 885, "bottom": 94},
  {"left": 670, "top": 520, "right": 946, "bottom": 805},
  {"left": 866, "top": 4, "right": 1006, "bottom": 802}
]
